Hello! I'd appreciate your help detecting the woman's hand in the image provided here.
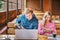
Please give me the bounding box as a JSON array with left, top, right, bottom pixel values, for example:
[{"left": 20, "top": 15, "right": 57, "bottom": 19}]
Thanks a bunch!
[
  {"left": 42, "top": 27, "right": 46, "bottom": 30},
  {"left": 42, "top": 27, "right": 48, "bottom": 32},
  {"left": 43, "top": 28, "right": 53, "bottom": 33},
  {"left": 47, "top": 28, "right": 53, "bottom": 32},
  {"left": 42, "top": 27, "right": 53, "bottom": 33}
]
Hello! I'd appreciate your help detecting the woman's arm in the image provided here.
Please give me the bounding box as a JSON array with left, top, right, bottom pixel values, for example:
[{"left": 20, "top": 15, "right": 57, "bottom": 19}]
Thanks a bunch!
[
  {"left": 51, "top": 23, "right": 56, "bottom": 33},
  {"left": 38, "top": 22, "right": 44, "bottom": 34},
  {"left": 44, "top": 23, "right": 56, "bottom": 33}
]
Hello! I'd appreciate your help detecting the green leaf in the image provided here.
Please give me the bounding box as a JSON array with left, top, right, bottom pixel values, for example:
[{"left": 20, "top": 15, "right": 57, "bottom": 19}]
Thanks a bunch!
[{"left": 0, "top": 1, "right": 2, "bottom": 8}]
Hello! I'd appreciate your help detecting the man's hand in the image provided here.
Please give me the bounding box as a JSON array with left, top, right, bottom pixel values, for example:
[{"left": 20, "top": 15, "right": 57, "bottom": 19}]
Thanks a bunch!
[
  {"left": 21, "top": 27, "right": 25, "bottom": 29},
  {"left": 14, "top": 23, "right": 20, "bottom": 26}
]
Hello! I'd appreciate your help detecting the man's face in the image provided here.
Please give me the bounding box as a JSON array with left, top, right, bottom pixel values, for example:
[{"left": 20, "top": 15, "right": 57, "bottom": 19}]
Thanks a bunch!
[{"left": 25, "top": 12, "right": 33, "bottom": 20}]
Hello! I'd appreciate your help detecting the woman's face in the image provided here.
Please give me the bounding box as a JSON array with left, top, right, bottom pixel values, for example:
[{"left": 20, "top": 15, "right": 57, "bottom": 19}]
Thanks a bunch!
[
  {"left": 46, "top": 15, "right": 51, "bottom": 21},
  {"left": 25, "top": 12, "right": 33, "bottom": 20}
]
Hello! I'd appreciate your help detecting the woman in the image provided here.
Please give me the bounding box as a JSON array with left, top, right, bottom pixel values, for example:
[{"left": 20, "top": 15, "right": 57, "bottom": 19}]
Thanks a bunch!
[{"left": 38, "top": 12, "right": 56, "bottom": 35}]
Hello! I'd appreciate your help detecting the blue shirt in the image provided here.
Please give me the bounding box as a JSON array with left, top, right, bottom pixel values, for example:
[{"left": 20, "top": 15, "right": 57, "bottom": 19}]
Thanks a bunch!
[{"left": 16, "top": 14, "right": 38, "bottom": 29}]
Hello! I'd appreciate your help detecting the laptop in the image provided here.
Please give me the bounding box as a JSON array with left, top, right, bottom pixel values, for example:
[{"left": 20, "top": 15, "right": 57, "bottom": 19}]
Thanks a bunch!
[{"left": 15, "top": 29, "right": 38, "bottom": 40}]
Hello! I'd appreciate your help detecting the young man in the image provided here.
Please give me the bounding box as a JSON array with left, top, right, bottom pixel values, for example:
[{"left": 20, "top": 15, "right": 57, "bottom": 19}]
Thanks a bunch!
[{"left": 16, "top": 8, "right": 38, "bottom": 29}]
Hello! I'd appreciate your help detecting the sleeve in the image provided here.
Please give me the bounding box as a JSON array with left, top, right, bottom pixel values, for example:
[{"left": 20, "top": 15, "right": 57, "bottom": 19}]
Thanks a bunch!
[
  {"left": 15, "top": 15, "right": 22, "bottom": 25},
  {"left": 38, "top": 22, "right": 44, "bottom": 34},
  {"left": 16, "top": 17, "right": 21, "bottom": 25},
  {"left": 33, "top": 22, "right": 38, "bottom": 29},
  {"left": 51, "top": 23, "right": 56, "bottom": 33},
  {"left": 32, "top": 14, "right": 38, "bottom": 29}
]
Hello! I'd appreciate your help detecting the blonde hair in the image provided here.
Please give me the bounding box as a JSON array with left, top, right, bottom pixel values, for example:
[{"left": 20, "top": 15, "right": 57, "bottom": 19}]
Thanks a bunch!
[
  {"left": 23, "top": 8, "right": 33, "bottom": 14},
  {"left": 42, "top": 11, "right": 52, "bottom": 26}
]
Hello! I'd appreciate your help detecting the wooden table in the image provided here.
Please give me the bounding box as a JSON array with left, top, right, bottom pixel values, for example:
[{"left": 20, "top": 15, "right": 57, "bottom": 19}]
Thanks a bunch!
[
  {"left": 0, "top": 35, "right": 15, "bottom": 40},
  {"left": 0, "top": 35, "right": 37, "bottom": 40},
  {"left": 48, "top": 35, "right": 60, "bottom": 40},
  {"left": 0, "top": 35, "right": 60, "bottom": 40}
]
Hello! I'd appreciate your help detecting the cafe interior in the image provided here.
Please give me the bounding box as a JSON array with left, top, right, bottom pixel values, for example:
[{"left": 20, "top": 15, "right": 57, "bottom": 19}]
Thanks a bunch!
[{"left": 0, "top": 0, "right": 60, "bottom": 40}]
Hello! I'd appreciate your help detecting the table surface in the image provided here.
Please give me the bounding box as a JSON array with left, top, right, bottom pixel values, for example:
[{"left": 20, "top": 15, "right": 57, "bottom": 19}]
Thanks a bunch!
[{"left": 0, "top": 35, "right": 60, "bottom": 40}]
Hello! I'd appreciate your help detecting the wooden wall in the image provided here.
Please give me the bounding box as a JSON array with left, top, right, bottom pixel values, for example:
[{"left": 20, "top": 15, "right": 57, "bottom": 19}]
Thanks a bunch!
[
  {"left": 43, "top": 0, "right": 51, "bottom": 11},
  {"left": 26, "top": 0, "right": 40, "bottom": 11},
  {"left": 43, "top": 0, "right": 60, "bottom": 15},
  {"left": 52, "top": 0, "right": 60, "bottom": 15},
  {"left": 26, "top": 0, "right": 60, "bottom": 15},
  {"left": 0, "top": 9, "right": 22, "bottom": 28},
  {"left": 0, "top": 12, "right": 6, "bottom": 27}
]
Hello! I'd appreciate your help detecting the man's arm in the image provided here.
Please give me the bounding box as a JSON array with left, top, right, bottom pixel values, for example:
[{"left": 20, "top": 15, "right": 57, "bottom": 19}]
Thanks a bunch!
[
  {"left": 32, "top": 20, "right": 38, "bottom": 29},
  {"left": 15, "top": 14, "right": 25, "bottom": 29},
  {"left": 33, "top": 15, "right": 38, "bottom": 29}
]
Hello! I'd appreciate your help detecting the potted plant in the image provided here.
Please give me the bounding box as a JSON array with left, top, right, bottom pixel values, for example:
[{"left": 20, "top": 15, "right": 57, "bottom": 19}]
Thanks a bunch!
[{"left": 0, "top": 0, "right": 4, "bottom": 11}]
